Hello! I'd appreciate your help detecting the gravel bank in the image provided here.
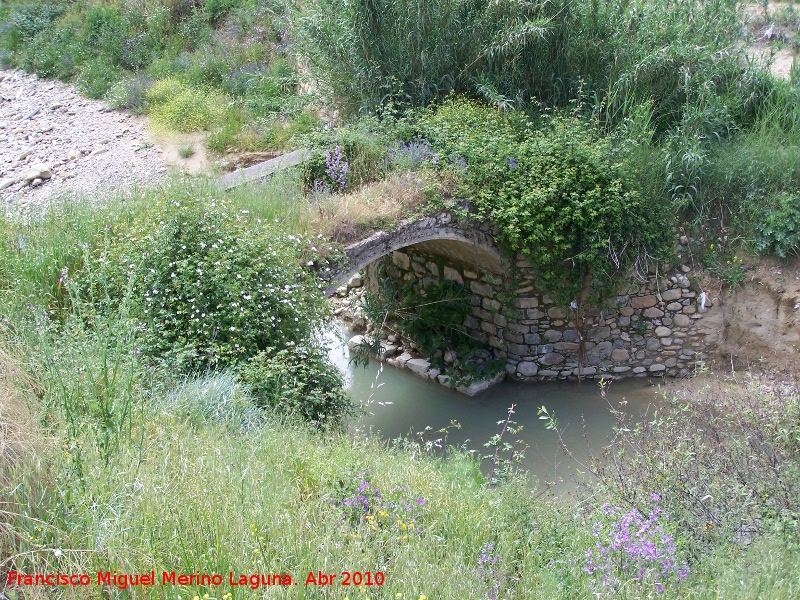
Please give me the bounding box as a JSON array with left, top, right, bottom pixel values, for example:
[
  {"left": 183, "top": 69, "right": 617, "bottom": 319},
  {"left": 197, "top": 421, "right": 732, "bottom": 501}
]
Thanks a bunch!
[{"left": 0, "top": 69, "right": 167, "bottom": 212}]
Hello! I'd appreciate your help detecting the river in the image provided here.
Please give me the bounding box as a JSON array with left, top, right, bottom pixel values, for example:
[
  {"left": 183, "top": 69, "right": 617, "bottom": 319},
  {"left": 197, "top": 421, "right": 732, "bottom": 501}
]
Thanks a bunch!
[{"left": 327, "top": 326, "right": 667, "bottom": 493}]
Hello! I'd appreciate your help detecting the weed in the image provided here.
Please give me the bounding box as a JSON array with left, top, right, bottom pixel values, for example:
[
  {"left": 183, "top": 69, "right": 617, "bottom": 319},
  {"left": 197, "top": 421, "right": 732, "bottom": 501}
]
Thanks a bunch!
[{"left": 178, "top": 145, "right": 195, "bottom": 159}]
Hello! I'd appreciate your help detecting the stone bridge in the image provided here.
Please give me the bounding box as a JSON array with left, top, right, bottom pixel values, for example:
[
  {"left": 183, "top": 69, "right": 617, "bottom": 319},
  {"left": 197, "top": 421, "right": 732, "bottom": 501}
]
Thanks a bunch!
[
  {"left": 323, "top": 210, "right": 504, "bottom": 295},
  {"left": 323, "top": 209, "right": 721, "bottom": 384}
]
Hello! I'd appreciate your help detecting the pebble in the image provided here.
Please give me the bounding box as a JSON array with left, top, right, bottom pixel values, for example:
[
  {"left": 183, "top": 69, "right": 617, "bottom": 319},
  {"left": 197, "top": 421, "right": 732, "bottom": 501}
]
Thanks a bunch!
[{"left": 1, "top": 68, "right": 166, "bottom": 210}]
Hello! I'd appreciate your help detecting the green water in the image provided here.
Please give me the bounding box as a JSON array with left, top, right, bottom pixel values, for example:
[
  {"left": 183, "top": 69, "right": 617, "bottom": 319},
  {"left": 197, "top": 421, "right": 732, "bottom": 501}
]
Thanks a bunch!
[{"left": 328, "top": 326, "right": 666, "bottom": 492}]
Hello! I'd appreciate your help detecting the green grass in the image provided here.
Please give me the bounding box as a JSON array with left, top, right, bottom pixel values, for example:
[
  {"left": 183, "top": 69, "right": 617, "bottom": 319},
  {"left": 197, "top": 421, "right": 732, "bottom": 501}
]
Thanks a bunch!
[{"left": 1, "top": 182, "right": 799, "bottom": 599}]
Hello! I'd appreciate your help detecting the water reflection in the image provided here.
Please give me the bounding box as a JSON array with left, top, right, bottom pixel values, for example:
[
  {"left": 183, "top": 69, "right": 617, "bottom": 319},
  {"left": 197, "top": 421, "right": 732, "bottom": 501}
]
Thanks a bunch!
[{"left": 327, "top": 325, "right": 665, "bottom": 492}]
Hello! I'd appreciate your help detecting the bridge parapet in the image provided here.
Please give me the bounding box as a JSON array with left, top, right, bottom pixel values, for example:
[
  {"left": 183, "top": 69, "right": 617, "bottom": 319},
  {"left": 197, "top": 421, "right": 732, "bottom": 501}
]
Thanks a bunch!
[{"left": 322, "top": 210, "right": 505, "bottom": 295}]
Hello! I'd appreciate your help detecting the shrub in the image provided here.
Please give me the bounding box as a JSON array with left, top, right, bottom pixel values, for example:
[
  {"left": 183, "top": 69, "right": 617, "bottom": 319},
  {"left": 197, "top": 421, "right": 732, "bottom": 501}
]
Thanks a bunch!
[
  {"left": 20, "top": 26, "right": 80, "bottom": 79},
  {"left": 414, "top": 100, "right": 671, "bottom": 304},
  {"left": 146, "top": 78, "right": 219, "bottom": 131},
  {"left": 76, "top": 58, "right": 124, "bottom": 99},
  {"left": 585, "top": 497, "right": 689, "bottom": 595},
  {"left": 240, "top": 344, "right": 353, "bottom": 426},
  {"left": 756, "top": 191, "right": 800, "bottom": 259},
  {"left": 584, "top": 378, "right": 800, "bottom": 555},
  {"left": 1, "top": 2, "right": 65, "bottom": 52},
  {"left": 96, "top": 195, "right": 329, "bottom": 372},
  {"left": 105, "top": 75, "right": 153, "bottom": 113}
]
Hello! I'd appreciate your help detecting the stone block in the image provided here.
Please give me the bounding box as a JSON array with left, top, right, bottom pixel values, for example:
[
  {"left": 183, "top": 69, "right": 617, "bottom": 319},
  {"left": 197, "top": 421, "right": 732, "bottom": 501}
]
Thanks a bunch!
[
  {"left": 483, "top": 297, "right": 501, "bottom": 312},
  {"left": 547, "top": 306, "right": 567, "bottom": 319},
  {"left": 481, "top": 321, "right": 496, "bottom": 334},
  {"left": 649, "top": 363, "right": 666, "bottom": 372},
  {"left": 526, "top": 308, "right": 546, "bottom": 320},
  {"left": 540, "top": 352, "right": 565, "bottom": 366},
  {"left": 443, "top": 266, "right": 463, "bottom": 284},
  {"left": 554, "top": 342, "right": 580, "bottom": 351},
  {"left": 661, "top": 288, "right": 682, "bottom": 301},
  {"left": 517, "top": 361, "right": 539, "bottom": 377},
  {"left": 524, "top": 333, "right": 541, "bottom": 345},
  {"left": 589, "top": 326, "right": 611, "bottom": 340},
  {"left": 631, "top": 295, "right": 657, "bottom": 308},
  {"left": 611, "top": 349, "right": 630, "bottom": 362},
  {"left": 559, "top": 329, "right": 577, "bottom": 342},
  {"left": 683, "top": 305, "right": 697, "bottom": 315},
  {"left": 673, "top": 314, "right": 692, "bottom": 328},
  {"left": 506, "top": 323, "right": 530, "bottom": 335},
  {"left": 643, "top": 307, "right": 664, "bottom": 318},
  {"left": 654, "top": 326, "right": 671, "bottom": 337},
  {"left": 470, "top": 281, "right": 493, "bottom": 296},
  {"left": 544, "top": 329, "right": 563, "bottom": 342},
  {"left": 504, "top": 332, "right": 524, "bottom": 344},
  {"left": 514, "top": 297, "right": 539, "bottom": 309},
  {"left": 507, "top": 343, "right": 530, "bottom": 356}
]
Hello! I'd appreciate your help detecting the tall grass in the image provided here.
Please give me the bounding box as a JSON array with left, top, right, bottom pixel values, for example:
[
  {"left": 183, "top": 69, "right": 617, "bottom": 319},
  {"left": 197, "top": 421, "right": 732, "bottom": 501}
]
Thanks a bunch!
[{"left": 296, "top": 0, "right": 741, "bottom": 121}]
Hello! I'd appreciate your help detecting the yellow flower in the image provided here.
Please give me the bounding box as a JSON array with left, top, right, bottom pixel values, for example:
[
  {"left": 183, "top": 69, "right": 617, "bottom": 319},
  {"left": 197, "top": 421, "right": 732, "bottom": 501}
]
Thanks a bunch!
[
  {"left": 419, "top": 595, "right": 427, "bottom": 600},
  {"left": 192, "top": 596, "right": 199, "bottom": 600},
  {"left": 396, "top": 594, "right": 403, "bottom": 599}
]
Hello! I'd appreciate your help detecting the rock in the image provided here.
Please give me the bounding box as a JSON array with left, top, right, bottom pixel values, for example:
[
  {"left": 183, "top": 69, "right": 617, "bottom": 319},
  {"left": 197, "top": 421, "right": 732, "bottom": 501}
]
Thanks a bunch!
[
  {"left": 347, "top": 274, "right": 363, "bottom": 288},
  {"left": 673, "top": 314, "right": 692, "bottom": 328},
  {"left": 443, "top": 265, "right": 463, "bottom": 284},
  {"left": 347, "top": 334, "right": 372, "bottom": 351},
  {"left": 392, "top": 252, "right": 410, "bottom": 269},
  {"left": 654, "top": 326, "right": 672, "bottom": 337},
  {"left": 631, "top": 295, "right": 657, "bottom": 308},
  {"left": 18, "top": 149, "right": 32, "bottom": 160},
  {"left": 67, "top": 148, "right": 80, "bottom": 160},
  {"left": 661, "top": 288, "right": 682, "bottom": 301},
  {"left": 381, "top": 344, "right": 398, "bottom": 359},
  {"left": 649, "top": 363, "right": 667, "bottom": 372},
  {"left": 676, "top": 275, "right": 691, "bottom": 288},
  {"left": 0, "top": 178, "right": 15, "bottom": 190},
  {"left": 544, "top": 329, "right": 562, "bottom": 342},
  {"left": 547, "top": 306, "right": 567, "bottom": 319},
  {"left": 540, "top": 352, "right": 565, "bottom": 366},
  {"left": 611, "top": 349, "right": 630, "bottom": 362},
  {"left": 517, "top": 361, "right": 539, "bottom": 377},
  {"left": 395, "top": 352, "right": 413, "bottom": 366},
  {"left": 405, "top": 358, "right": 431, "bottom": 376},
  {"left": 30, "top": 178, "right": 43, "bottom": 187},
  {"left": 19, "top": 163, "right": 51, "bottom": 182},
  {"left": 470, "top": 281, "right": 493, "bottom": 296},
  {"left": 443, "top": 349, "right": 457, "bottom": 364},
  {"left": 456, "top": 371, "right": 505, "bottom": 397},
  {"left": 514, "top": 297, "right": 538, "bottom": 309},
  {"left": 643, "top": 307, "right": 664, "bottom": 318},
  {"left": 23, "top": 106, "right": 41, "bottom": 120}
]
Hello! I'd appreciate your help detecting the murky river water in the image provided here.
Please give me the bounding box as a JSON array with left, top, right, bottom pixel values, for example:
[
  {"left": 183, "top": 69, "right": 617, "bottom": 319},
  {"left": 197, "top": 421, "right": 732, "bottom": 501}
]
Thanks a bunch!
[{"left": 327, "top": 326, "right": 666, "bottom": 493}]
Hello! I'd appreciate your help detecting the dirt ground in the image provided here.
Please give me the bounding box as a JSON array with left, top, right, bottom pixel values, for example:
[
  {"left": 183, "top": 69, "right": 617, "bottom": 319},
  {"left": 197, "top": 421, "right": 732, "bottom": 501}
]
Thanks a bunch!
[
  {"left": 696, "top": 254, "right": 800, "bottom": 374},
  {"left": 742, "top": 2, "right": 799, "bottom": 80}
]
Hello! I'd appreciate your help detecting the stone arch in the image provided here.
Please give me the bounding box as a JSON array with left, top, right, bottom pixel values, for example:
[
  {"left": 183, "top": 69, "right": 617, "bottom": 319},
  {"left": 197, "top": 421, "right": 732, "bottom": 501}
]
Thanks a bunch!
[{"left": 323, "top": 211, "right": 507, "bottom": 294}]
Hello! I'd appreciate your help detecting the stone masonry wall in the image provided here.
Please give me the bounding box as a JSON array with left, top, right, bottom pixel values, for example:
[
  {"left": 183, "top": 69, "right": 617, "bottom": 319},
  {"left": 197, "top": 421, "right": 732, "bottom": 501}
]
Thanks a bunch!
[{"left": 367, "top": 246, "right": 721, "bottom": 382}]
